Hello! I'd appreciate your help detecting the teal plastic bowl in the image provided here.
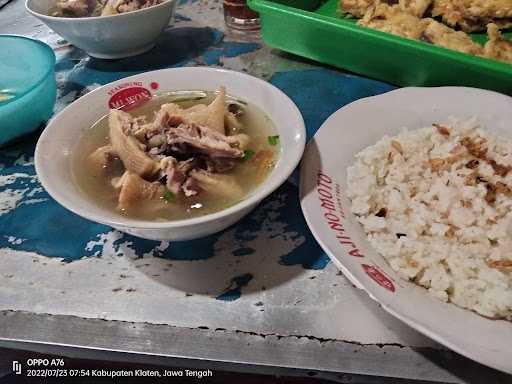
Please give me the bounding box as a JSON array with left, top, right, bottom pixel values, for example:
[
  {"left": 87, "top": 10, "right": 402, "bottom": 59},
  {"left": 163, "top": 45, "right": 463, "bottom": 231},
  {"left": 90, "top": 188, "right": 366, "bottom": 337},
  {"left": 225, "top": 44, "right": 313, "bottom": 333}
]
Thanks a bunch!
[{"left": 0, "top": 35, "right": 56, "bottom": 146}]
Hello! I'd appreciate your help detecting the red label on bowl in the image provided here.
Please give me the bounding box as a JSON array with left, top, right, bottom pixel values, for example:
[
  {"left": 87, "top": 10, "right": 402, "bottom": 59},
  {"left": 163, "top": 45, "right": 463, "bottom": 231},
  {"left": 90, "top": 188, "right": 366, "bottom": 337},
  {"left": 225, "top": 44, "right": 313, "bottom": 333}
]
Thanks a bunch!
[
  {"left": 108, "top": 86, "right": 152, "bottom": 111},
  {"left": 362, "top": 264, "right": 395, "bottom": 292}
]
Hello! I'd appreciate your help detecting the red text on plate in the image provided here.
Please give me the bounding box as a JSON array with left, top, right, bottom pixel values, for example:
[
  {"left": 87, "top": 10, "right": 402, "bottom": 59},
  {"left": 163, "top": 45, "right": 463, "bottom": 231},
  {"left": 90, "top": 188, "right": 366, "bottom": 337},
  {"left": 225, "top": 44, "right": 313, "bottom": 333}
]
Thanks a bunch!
[
  {"left": 108, "top": 85, "right": 152, "bottom": 111},
  {"left": 362, "top": 264, "right": 395, "bottom": 292},
  {"left": 316, "top": 171, "right": 363, "bottom": 257}
]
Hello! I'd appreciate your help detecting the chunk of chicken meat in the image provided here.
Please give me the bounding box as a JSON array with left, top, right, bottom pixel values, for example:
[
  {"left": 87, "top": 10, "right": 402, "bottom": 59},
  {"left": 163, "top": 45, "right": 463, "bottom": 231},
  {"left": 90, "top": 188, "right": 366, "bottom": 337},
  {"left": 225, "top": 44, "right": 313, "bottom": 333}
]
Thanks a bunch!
[
  {"left": 109, "top": 109, "right": 159, "bottom": 178},
  {"left": 117, "top": 172, "right": 165, "bottom": 211},
  {"left": 182, "top": 177, "right": 201, "bottom": 197},
  {"left": 87, "top": 145, "right": 116, "bottom": 176},
  {"left": 55, "top": 0, "right": 97, "bottom": 16},
  {"left": 159, "top": 156, "right": 206, "bottom": 196},
  {"left": 101, "top": 0, "right": 160, "bottom": 15},
  {"left": 160, "top": 156, "right": 187, "bottom": 195},
  {"left": 160, "top": 87, "right": 227, "bottom": 135},
  {"left": 190, "top": 169, "right": 243, "bottom": 200},
  {"left": 165, "top": 123, "right": 248, "bottom": 159}
]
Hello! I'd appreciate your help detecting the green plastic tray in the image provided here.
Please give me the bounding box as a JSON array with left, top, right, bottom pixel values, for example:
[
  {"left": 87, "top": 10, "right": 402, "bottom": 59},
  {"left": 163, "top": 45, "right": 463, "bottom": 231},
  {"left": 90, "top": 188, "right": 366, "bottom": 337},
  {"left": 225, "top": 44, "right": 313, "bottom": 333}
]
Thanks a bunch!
[{"left": 249, "top": 0, "right": 512, "bottom": 94}]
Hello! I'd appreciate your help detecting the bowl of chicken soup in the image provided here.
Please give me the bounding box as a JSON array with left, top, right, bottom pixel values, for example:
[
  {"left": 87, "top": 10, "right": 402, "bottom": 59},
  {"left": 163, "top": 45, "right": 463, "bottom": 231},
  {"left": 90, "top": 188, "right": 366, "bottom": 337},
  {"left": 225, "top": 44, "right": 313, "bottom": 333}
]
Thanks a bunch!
[
  {"left": 35, "top": 67, "right": 305, "bottom": 240},
  {"left": 26, "top": 0, "right": 177, "bottom": 59}
]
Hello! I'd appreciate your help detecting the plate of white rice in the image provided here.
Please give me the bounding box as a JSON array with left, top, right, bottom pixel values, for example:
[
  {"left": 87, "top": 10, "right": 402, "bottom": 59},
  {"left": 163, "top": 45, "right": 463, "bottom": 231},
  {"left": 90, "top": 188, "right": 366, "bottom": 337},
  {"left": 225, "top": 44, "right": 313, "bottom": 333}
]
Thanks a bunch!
[{"left": 300, "top": 87, "right": 512, "bottom": 374}]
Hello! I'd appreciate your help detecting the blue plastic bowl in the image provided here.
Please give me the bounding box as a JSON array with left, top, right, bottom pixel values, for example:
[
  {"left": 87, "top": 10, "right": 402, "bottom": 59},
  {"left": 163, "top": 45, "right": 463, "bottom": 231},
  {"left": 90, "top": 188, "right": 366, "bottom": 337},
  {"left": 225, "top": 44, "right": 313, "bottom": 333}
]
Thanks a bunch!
[{"left": 0, "top": 35, "right": 56, "bottom": 146}]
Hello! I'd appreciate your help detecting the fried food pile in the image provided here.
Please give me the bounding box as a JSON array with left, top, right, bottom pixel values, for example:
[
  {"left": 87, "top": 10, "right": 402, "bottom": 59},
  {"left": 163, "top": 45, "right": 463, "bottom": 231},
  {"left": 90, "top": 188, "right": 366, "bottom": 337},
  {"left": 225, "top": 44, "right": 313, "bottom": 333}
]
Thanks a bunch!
[{"left": 340, "top": 0, "right": 512, "bottom": 64}]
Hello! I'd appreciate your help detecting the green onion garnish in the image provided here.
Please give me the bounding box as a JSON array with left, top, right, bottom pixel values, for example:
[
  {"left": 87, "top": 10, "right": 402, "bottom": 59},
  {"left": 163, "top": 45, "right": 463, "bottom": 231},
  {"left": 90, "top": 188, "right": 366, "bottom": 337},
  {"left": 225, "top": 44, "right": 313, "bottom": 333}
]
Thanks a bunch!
[
  {"left": 243, "top": 149, "right": 255, "bottom": 161},
  {"left": 163, "top": 191, "right": 175, "bottom": 202},
  {"left": 268, "top": 135, "right": 280, "bottom": 146}
]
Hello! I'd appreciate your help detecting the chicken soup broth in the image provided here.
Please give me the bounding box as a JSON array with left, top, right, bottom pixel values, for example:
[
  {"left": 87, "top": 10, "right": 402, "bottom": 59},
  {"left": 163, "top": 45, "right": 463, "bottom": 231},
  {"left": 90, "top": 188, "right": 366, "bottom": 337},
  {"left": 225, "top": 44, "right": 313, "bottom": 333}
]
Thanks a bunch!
[{"left": 72, "top": 89, "right": 279, "bottom": 221}]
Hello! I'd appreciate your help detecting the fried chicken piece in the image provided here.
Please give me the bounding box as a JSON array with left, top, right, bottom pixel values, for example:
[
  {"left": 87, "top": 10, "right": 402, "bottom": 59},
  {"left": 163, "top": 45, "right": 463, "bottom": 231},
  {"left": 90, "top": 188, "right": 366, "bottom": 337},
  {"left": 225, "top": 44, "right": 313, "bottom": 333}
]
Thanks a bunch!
[
  {"left": 341, "top": 0, "right": 376, "bottom": 18},
  {"left": 421, "top": 19, "right": 484, "bottom": 55},
  {"left": 484, "top": 23, "right": 512, "bottom": 64},
  {"left": 399, "top": 0, "right": 432, "bottom": 17},
  {"left": 432, "top": 0, "right": 512, "bottom": 32},
  {"left": 432, "top": 0, "right": 476, "bottom": 31},
  {"left": 341, "top": 0, "right": 432, "bottom": 17},
  {"left": 358, "top": 3, "right": 430, "bottom": 39},
  {"left": 464, "top": 0, "right": 512, "bottom": 18}
]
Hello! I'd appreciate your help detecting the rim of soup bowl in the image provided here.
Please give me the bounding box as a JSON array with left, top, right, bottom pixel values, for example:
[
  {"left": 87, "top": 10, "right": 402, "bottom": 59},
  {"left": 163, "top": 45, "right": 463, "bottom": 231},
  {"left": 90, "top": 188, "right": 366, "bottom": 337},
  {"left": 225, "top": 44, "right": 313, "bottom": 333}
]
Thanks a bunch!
[
  {"left": 26, "top": 0, "right": 175, "bottom": 22},
  {"left": 35, "top": 67, "right": 306, "bottom": 231}
]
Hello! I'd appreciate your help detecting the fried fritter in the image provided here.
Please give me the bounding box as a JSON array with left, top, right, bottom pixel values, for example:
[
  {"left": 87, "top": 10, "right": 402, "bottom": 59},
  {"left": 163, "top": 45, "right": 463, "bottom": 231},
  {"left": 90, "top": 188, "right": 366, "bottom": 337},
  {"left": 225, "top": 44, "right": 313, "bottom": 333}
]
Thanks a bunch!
[
  {"left": 432, "top": 0, "right": 512, "bottom": 32},
  {"left": 421, "top": 19, "right": 484, "bottom": 54},
  {"left": 400, "top": 0, "right": 433, "bottom": 17},
  {"left": 358, "top": 3, "right": 430, "bottom": 39},
  {"left": 341, "top": 0, "right": 432, "bottom": 18},
  {"left": 484, "top": 23, "right": 512, "bottom": 63},
  {"left": 341, "top": 0, "right": 375, "bottom": 18},
  {"left": 464, "top": 0, "right": 512, "bottom": 18}
]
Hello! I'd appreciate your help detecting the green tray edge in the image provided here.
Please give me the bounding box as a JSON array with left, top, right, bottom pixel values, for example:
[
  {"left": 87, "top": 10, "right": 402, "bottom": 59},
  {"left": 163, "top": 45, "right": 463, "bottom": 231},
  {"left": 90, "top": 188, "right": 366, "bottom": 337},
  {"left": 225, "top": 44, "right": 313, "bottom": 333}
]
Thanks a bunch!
[{"left": 249, "top": 0, "right": 512, "bottom": 94}]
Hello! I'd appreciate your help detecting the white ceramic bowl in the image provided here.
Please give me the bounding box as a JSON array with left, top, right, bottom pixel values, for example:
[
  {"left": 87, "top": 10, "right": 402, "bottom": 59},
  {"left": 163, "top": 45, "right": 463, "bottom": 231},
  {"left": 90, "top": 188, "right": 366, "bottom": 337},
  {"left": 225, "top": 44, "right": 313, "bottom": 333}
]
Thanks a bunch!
[
  {"left": 26, "top": 0, "right": 177, "bottom": 59},
  {"left": 35, "top": 67, "right": 306, "bottom": 241}
]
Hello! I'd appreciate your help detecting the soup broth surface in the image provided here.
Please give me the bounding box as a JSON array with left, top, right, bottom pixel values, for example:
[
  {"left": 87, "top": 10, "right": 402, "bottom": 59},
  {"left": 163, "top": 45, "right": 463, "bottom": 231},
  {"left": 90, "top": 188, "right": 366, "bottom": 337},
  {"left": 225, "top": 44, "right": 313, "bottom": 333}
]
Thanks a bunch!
[{"left": 72, "top": 90, "right": 279, "bottom": 221}]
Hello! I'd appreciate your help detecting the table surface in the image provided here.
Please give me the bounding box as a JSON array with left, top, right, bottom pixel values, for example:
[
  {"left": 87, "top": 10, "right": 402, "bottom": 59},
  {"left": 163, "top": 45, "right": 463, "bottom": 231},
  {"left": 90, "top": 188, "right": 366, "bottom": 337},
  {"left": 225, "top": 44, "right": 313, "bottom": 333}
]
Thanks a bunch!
[{"left": 0, "top": 1, "right": 511, "bottom": 383}]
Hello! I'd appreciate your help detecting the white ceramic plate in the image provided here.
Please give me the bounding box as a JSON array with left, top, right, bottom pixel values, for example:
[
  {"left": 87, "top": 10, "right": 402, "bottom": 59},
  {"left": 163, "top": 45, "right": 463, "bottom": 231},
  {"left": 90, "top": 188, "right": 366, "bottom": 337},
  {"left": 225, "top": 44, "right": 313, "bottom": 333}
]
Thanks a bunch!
[{"left": 300, "top": 87, "right": 512, "bottom": 374}]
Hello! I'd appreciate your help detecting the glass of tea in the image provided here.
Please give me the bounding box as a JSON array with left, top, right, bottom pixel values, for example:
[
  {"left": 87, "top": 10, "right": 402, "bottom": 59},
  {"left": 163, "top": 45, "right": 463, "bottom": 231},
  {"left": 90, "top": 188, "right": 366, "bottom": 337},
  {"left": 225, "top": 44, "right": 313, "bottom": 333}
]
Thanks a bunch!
[{"left": 223, "top": 0, "right": 260, "bottom": 30}]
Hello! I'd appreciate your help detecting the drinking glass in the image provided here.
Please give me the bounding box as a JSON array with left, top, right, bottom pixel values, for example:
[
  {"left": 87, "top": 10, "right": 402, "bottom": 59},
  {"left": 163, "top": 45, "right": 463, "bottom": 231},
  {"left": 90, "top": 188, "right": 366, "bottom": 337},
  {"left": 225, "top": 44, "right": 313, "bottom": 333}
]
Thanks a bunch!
[{"left": 223, "top": 0, "right": 260, "bottom": 30}]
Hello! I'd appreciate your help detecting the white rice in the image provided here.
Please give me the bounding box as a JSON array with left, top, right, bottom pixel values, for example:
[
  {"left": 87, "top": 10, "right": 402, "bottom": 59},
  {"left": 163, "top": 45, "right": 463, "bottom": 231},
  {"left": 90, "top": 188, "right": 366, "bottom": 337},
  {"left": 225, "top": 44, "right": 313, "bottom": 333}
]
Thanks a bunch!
[{"left": 347, "top": 118, "right": 512, "bottom": 320}]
